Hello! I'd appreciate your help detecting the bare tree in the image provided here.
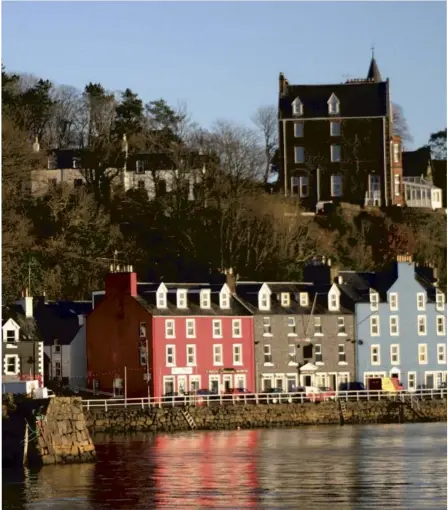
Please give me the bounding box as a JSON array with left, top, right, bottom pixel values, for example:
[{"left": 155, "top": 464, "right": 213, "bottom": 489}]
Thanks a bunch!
[
  {"left": 252, "top": 105, "right": 278, "bottom": 184},
  {"left": 48, "top": 85, "right": 85, "bottom": 148},
  {"left": 392, "top": 103, "right": 413, "bottom": 148}
]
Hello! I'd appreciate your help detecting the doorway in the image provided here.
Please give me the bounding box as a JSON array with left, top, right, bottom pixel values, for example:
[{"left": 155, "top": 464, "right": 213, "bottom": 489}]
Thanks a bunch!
[
  {"left": 223, "top": 374, "right": 232, "bottom": 391},
  {"left": 329, "top": 374, "right": 337, "bottom": 391},
  {"left": 177, "top": 375, "right": 187, "bottom": 394}
]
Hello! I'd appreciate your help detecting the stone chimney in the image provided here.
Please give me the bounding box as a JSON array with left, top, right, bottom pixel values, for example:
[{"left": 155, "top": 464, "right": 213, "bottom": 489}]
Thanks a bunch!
[
  {"left": 105, "top": 266, "right": 137, "bottom": 297},
  {"left": 328, "top": 258, "right": 340, "bottom": 284},
  {"left": 32, "top": 137, "right": 40, "bottom": 153},
  {"left": 225, "top": 268, "right": 237, "bottom": 294},
  {"left": 395, "top": 254, "right": 415, "bottom": 281},
  {"left": 19, "top": 288, "right": 34, "bottom": 318},
  {"left": 279, "top": 73, "right": 288, "bottom": 97}
]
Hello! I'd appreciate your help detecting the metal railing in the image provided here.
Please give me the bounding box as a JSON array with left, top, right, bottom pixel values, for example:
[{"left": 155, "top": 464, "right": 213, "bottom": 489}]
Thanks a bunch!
[{"left": 82, "top": 388, "right": 447, "bottom": 411}]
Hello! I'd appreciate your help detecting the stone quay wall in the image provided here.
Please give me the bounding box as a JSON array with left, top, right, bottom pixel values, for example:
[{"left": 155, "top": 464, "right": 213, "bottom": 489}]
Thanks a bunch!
[
  {"left": 3, "top": 396, "right": 96, "bottom": 468},
  {"left": 85, "top": 399, "right": 447, "bottom": 434}
]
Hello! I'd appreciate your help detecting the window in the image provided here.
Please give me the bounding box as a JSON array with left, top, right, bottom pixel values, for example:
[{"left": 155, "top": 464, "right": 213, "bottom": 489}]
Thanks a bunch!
[
  {"left": 390, "top": 316, "right": 399, "bottom": 336},
  {"left": 139, "top": 322, "right": 147, "bottom": 338},
  {"left": 220, "top": 291, "right": 230, "bottom": 309},
  {"left": 139, "top": 344, "right": 147, "bottom": 366},
  {"left": 233, "top": 344, "right": 243, "bottom": 365},
  {"left": 6, "top": 330, "right": 16, "bottom": 342},
  {"left": 390, "top": 344, "right": 400, "bottom": 364},
  {"left": 292, "top": 97, "right": 303, "bottom": 116},
  {"left": 315, "top": 344, "right": 323, "bottom": 363},
  {"left": 371, "top": 345, "right": 380, "bottom": 365},
  {"left": 408, "top": 372, "right": 416, "bottom": 390},
  {"left": 5, "top": 355, "right": 18, "bottom": 374},
  {"left": 303, "top": 344, "right": 313, "bottom": 360},
  {"left": 437, "top": 344, "right": 446, "bottom": 364},
  {"left": 437, "top": 316, "right": 445, "bottom": 336},
  {"left": 157, "top": 290, "right": 167, "bottom": 309},
  {"left": 156, "top": 179, "right": 167, "bottom": 196},
  {"left": 165, "top": 320, "right": 175, "bottom": 338},
  {"left": 418, "top": 344, "right": 427, "bottom": 364},
  {"left": 232, "top": 319, "right": 242, "bottom": 338},
  {"left": 287, "top": 317, "right": 296, "bottom": 334},
  {"left": 74, "top": 179, "right": 83, "bottom": 187},
  {"left": 394, "top": 174, "right": 400, "bottom": 196},
  {"left": 259, "top": 292, "right": 270, "bottom": 310},
  {"left": 200, "top": 289, "right": 211, "bottom": 309},
  {"left": 417, "top": 315, "right": 427, "bottom": 336},
  {"left": 331, "top": 145, "right": 341, "bottom": 162},
  {"left": 177, "top": 289, "right": 187, "bottom": 309},
  {"left": 294, "top": 147, "right": 305, "bottom": 163},
  {"left": 263, "top": 317, "right": 272, "bottom": 335},
  {"left": 389, "top": 293, "right": 398, "bottom": 311},
  {"left": 330, "top": 121, "right": 341, "bottom": 137},
  {"left": 294, "top": 122, "right": 304, "bottom": 137},
  {"left": 54, "top": 342, "right": 61, "bottom": 353},
  {"left": 393, "top": 144, "right": 400, "bottom": 163},
  {"left": 417, "top": 293, "right": 425, "bottom": 311},
  {"left": 436, "top": 291, "right": 445, "bottom": 311},
  {"left": 186, "top": 345, "right": 196, "bottom": 366},
  {"left": 213, "top": 344, "right": 223, "bottom": 365},
  {"left": 72, "top": 157, "right": 81, "bottom": 169},
  {"left": 137, "top": 180, "right": 145, "bottom": 190},
  {"left": 55, "top": 362, "right": 61, "bottom": 377},
  {"left": 291, "top": 176, "right": 309, "bottom": 197},
  {"left": 136, "top": 160, "right": 145, "bottom": 173},
  {"left": 328, "top": 94, "right": 340, "bottom": 115},
  {"left": 281, "top": 293, "right": 290, "bottom": 307},
  {"left": 338, "top": 344, "right": 346, "bottom": 363},
  {"left": 330, "top": 175, "right": 343, "bottom": 197},
  {"left": 212, "top": 320, "right": 222, "bottom": 338},
  {"left": 370, "top": 316, "right": 380, "bottom": 336},
  {"left": 329, "top": 292, "right": 339, "bottom": 311},
  {"left": 48, "top": 156, "right": 57, "bottom": 169},
  {"left": 299, "top": 293, "right": 309, "bottom": 307},
  {"left": 186, "top": 319, "right": 196, "bottom": 338},
  {"left": 288, "top": 344, "right": 297, "bottom": 364},
  {"left": 370, "top": 291, "right": 379, "bottom": 311},
  {"left": 166, "top": 345, "right": 176, "bottom": 366},
  {"left": 314, "top": 317, "right": 322, "bottom": 335},
  {"left": 264, "top": 344, "right": 273, "bottom": 364},
  {"left": 337, "top": 317, "right": 346, "bottom": 335}
]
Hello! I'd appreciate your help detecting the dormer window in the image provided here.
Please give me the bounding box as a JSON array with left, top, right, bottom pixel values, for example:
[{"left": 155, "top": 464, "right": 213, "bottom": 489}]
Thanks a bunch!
[
  {"left": 200, "top": 289, "right": 211, "bottom": 309},
  {"left": 329, "top": 293, "right": 339, "bottom": 311},
  {"left": 259, "top": 293, "right": 270, "bottom": 310},
  {"left": 220, "top": 289, "right": 230, "bottom": 309},
  {"left": 370, "top": 290, "right": 379, "bottom": 311},
  {"left": 6, "top": 331, "right": 16, "bottom": 342},
  {"left": 281, "top": 293, "right": 290, "bottom": 307},
  {"left": 2, "top": 319, "right": 20, "bottom": 343},
  {"left": 299, "top": 293, "right": 309, "bottom": 307},
  {"left": 327, "top": 94, "right": 340, "bottom": 115},
  {"left": 292, "top": 97, "right": 304, "bottom": 116},
  {"left": 156, "top": 285, "right": 167, "bottom": 309},
  {"left": 136, "top": 160, "right": 145, "bottom": 174},
  {"left": 177, "top": 289, "right": 187, "bottom": 309},
  {"left": 436, "top": 291, "right": 445, "bottom": 311}
]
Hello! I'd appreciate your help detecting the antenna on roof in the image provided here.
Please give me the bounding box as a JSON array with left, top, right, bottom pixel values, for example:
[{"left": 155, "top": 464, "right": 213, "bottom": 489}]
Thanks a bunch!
[{"left": 371, "top": 44, "right": 375, "bottom": 59}]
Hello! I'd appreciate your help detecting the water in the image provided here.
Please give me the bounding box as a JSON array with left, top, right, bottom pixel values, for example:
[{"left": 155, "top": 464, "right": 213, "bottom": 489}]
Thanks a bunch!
[{"left": 3, "top": 423, "right": 446, "bottom": 509}]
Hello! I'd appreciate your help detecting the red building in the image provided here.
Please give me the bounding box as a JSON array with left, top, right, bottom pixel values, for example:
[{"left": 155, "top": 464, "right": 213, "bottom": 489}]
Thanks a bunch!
[{"left": 86, "top": 268, "right": 255, "bottom": 398}]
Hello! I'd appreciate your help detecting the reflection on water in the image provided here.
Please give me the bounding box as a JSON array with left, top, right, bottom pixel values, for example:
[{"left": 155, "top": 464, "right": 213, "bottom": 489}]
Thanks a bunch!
[{"left": 2, "top": 423, "right": 446, "bottom": 509}]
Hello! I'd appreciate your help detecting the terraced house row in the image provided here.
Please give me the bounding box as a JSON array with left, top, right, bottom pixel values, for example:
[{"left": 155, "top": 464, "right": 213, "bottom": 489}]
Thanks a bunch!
[{"left": 3, "top": 256, "right": 445, "bottom": 398}]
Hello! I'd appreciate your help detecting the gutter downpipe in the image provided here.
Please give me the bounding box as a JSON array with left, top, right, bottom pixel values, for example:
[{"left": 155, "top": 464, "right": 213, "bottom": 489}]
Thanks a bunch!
[{"left": 282, "top": 120, "right": 288, "bottom": 197}]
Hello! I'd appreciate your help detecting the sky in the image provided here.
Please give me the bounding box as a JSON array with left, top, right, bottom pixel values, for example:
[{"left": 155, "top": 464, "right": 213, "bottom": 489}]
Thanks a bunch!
[{"left": 2, "top": 1, "right": 446, "bottom": 149}]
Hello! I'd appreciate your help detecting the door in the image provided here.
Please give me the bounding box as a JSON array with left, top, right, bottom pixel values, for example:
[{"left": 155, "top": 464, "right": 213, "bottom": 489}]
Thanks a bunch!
[
  {"left": 177, "top": 376, "right": 187, "bottom": 394},
  {"left": 263, "top": 377, "right": 273, "bottom": 391},
  {"left": 163, "top": 376, "right": 174, "bottom": 395},
  {"left": 235, "top": 374, "right": 246, "bottom": 390},
  {"left": 287, "top": 377, "right": 296, "bottom": 392},
  {"left": 209, "top": 375, "right": 220, "bottom": 394},
  {"left": 189, "top": 375, "right": 201, "bottom": 393},
  {"left": 330, "top": 374, "right": 337, "bottom": 391},
  {"left": 223, "top": 374, "right": 233, "bottom": 391},
  {"left": 425, "top": 373, "right": 434, "bottom": 389},
  {"left": 302, "top": 375, "right": 312, "bottom": 387}
]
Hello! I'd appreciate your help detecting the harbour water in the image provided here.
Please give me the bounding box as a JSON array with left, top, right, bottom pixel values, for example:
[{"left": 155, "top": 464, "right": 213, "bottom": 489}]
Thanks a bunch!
[{"left": 3, "top": 422, "right": 447, "bottom": 509}]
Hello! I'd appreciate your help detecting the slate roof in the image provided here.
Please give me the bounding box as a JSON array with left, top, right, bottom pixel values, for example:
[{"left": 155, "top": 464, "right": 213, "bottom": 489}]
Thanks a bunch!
[
  {"left": 367, "top": 56, "right": 382, "bottom": 82},
  {"left": 279, "top": 81, "right": 388, "bottom": 119},
  {"left": 402, "top": 147, "right": 432, "bottom": 178},
  {"left": 1, "top": 305, "right": 41, "bottom": 342}
]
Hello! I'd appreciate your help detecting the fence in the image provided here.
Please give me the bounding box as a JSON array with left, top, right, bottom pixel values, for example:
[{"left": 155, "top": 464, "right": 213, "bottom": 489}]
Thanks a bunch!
[{"left": 82, "top": 388, "right": 447, "bottom": 411}]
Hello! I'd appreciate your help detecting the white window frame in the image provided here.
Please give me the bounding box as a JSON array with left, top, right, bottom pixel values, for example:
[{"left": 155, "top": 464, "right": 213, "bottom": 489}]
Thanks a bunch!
[
  {"left": 213, "top": 344, "right": 223, "bottom": 366},
  {"left": 337, "top": 316, "right": 346, "bottom": 335},
  {"left": 165, "top": 319, "right": 175, "bottom": 338},
  {"left": 330, "top": 144, "right": 341, "bottom": 162},
  {"left": 370, "top": 290, "right": 379, "bottom": 311},
  {"left": 232, "top": 319, "right": 242, "bottom": 338},
  {"left": 418, "top": 343, "right": 428, "bottom": 365},
  {"left": 338, "top": 344, "right": 347, "bottom": 364},
  {"left": 394, "top": 174, "right": 400, "bottom": 196},
  {"left": 186, "top": 319, "right": 196, "bottom": 338},
  {"left": 299, "top": 292, "right": 309, "bottom": 307},
  {"left": 259, "top": 292, "right": 270, "bottom": 311},
  {"left": 288, "top": 344, "right": 297, "bottom": 365},
  {"left": 157, "top": 290, "right": 167, "bottom": 309},
  {"left": 212, "top": 319, "right": 222, "bottom": 338},
  {"left": 294, "top": 122, "right": 304, "bottom": 138},
  {"left": 314, "top": 316, "right": 323, "bottom": 336},
  {"left": 233, "top": 344, "right": 243, "bottom": 366},
  {"left": 330, "top": 121, "right": 341, "bottom": 137},
  {"left": 389, "top": 315, "right": 399, "bottom": 336},
  {"left": 315, "top": 344, "right": 323, "bottom": 364},
  {"left": 327, "top": 94, "right": 340, "bottom": 115},
  {"left": 219, "top": 290, "right": 230, "bottom": 309},
  {"left": 416, "top": 292, "right": 426, "bottom": 311},
  {"left": 330, "top": 174, "right": 343, "bottom": 197},
  {"left": 163, "top": 375, "right": 175, "bottom": 395},
  {"left": 329, "top": 292, "right": 339, "bottom": 311},
  {"left": 436, "top": 291, "right": 445, "bottom": 311},
  {"left": 263, "top": 344, "right": 273, "bottom": 365},
  {"left": 166, "top": 345, "right": 176, "bottom": 367},
  {"left": 390, "top": 344, "right": 400, "bottom": 365},
  {"left": 281, "top": 293, "right": 290, "bottom": 307},
  {"left": 177, "top": 289, "right": 187, "bottom": 309},
  {"left": 287, "top": 316, "right": 297, "bottom": 336},
  {"left": 417, "top": 315, "right": 427, "bottom": 336},
  {"left": 263, "top": 317, "right": 272, "bottom": 336},
  {"left": 294, "top": 146, "right": 305, "bottom": 164},
  {"left": 407, "top": 372, "right": 417, "bottom": 391},
  {"left": 4, "top": 354, "right": 19, "bottom": 375},
  {"left": 371, "top": 345, "right": 380, "bottom": 365},
  {"left": 437, "top": 315, "right": 446, "bottom": 336},
  {"left": 186, "top": 344, "right": 196, "bottom": 366},
  {"left": 292, "top": 97, "right": 303, "bottom": 116},
  {"left": 4, "top": 329, "right": 18, "bottom": 343},
  {"left": 136, "top": 160, "right": 145, "bottom": 173},
  {"left": 200, "top": 289, "right": 211, "bottom": 309},
  {"left": 370, "top": 315, "right": 380, "bottom": 337},
  {"left": 393, "top": 143, "right": 400, "bottom": 163},
  {"left": 389, "top": 293, "right": 398, "bottom": 311},
  {"left": 437, "top": 344, "right": 446, "bottom": 364}
]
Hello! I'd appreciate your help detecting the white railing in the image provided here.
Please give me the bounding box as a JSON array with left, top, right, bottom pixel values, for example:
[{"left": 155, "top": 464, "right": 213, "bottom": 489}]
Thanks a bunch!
[{"left": 81, "top": 388, "right": 447, "bottom": 411}]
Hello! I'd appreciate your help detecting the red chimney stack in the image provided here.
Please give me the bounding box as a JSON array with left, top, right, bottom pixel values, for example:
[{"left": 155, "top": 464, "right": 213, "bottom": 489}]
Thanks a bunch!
[{"left": 105, "top": 265, "right": 137, "bottom": 297}]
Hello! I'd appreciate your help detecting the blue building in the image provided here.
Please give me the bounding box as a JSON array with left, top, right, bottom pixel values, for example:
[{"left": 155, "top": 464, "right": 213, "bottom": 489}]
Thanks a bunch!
[{"left": 341, "top": 256, "right": 446, "bottom": 390}]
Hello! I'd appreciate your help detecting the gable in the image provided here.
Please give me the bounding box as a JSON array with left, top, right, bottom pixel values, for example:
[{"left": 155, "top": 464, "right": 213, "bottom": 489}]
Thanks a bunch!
[{"left": 2, "top": 318, "right": 20, "bottom": 331}]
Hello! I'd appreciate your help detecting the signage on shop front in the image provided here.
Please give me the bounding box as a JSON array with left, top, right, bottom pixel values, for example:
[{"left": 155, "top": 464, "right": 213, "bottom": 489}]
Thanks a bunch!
[{"left": 171, "top": 367, "right": 193, "bottom": 375}]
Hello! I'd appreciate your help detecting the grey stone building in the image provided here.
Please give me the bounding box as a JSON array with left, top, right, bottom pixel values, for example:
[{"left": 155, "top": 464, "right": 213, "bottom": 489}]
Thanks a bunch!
[{"left": 236, "top": 281, "right": 356, "bottom": 392}]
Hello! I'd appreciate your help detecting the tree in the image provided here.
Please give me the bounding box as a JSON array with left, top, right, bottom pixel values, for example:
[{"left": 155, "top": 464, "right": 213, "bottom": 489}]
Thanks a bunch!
[
  {"left": 392, "top": 103, "right": 413, "bottom": 148},
  {"left": 428, "top": 129, "right": 447, "bottom": 160},
  {"left": 251, "top": 105, "right": 278, "bottom": 184},
  {"left": 114, "top": 88, "right": 144, "bottom": 139}
]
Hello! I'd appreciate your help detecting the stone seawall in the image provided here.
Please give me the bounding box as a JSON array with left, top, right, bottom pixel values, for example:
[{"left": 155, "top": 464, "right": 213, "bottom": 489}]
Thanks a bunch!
[
  {"left": 85, "top": 400, "right": 447, "bottom": 434},
  {"left": 3, "top": 396, "right": 96, "bottom": 468}
]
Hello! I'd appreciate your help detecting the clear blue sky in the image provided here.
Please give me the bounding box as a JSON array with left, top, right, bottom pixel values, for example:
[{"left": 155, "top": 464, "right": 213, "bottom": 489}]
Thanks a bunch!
[{"left": 3, "top": 1, "right": 446, "bottom": 149}]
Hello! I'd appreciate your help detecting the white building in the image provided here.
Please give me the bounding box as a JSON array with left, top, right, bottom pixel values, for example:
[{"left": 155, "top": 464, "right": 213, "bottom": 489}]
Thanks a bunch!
[{"left": 403, "top": 177, "right": 443, "bottom": 210}]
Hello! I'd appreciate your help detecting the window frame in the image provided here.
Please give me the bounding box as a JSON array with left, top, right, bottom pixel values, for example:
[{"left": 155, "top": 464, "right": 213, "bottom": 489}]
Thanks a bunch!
[
  {"left": 263, "top": 317, "right": 272, "bottom": 336},
  {"left": 417, "top": 315, "right": 427, "bottom": 336},
  {"left": 287, "top": 317, "right": 297, "bottom": 336},
  {"left": 166, "top": 345, "right": 176, "bottom": 367},
  {"left": 330, "top": 121, "right": 341, "bottom": 137},
  {"left": 416, "top": 292, "right": 426, "bottom": 311},
  {"left": 418, "top": 343, "right": 428, "bottom": 365},
  {"left": 4, "top": 355, "right": 19, "bottom": 375},
  {"left": 314, "top": 316, "right": 323, "bottom": 335},
  {"left": 436, "top": 315, "right": 446, "bottom": 336},
  {"left": 315, "top": 344, "right": 323, "bottom": 364},
  {"left": 330, "top": 144, "right": 341, "bottom": 162},
  {"left": 177, "top": 289, "right": 188, "bottom": 309},
  {"left": 288, "top": 344, "right": 297, "bottom": 365},
  {"left": 165, "top": 319, "right": 175, "bottom": 338},
  {"left": 294, "top": 122, "right": 304, "bottom": 138},
  {"left": 294, "top": 146, "right": 305, "bottom": 164},
  {"left": 186, "top": 344, "right": 197, "bottom": 366},
  {"left": 437, "top": 343, "right": 446, "bottom": 364},
  {"left": 337, "top": 316, "right": 346, "bottom": 335},
  {"left": 212, "top": 319, "right": 222, "bottom": 338},
  {"left": 281, "top": 293, "right": 290, "bottom": 307},
  {"left": 232, "top": 344, "right": 243, "bottom": 366},
  {"left": 338, "top": 344, "right": 347, "bottom": 364},
  {"left": 370, "top": 315, "right": 380, "bottom": 337},
  {"left": 157, "top": 291, "right": 167, "bottom": 309},
  {"left": 219, "top": 291, "right": 230, "bottom": 309},
  {"left": 263, "top": 344, "right": 273, "bottom": 365},
  {"left": 370, "top": 291, "right": 379, "bottom": 311},
  {"left": 299, "top": 293, "right": 309, "bottom": 307},
  {"left": 213, "top": 344, "right": 223, "bottom": 366},
  {"left": 186, "top": 319, "right": 196, "bottom": 339},
  {"left": 371, "top": 344, "right": 380, "bottom": 365},
  {"left": 389, "top": 293, "right": 398, "bottom": 311},
  {"left": 436, "top": 291, "right": 445, "bottom": 311},
  {"left": 390, "top": 344, "right": 400, "bottom": 365},
  {"left": 200, "top": 289, "right": 211, "bottom": 309},
  {"left": 232, "top": 319, "right": 242, "bottom": 338},
  {"left": 330, "top": 174, "right": 343, "bottom": 197},
  {"left": 389, "top": 315, "right": 399, "bottom": 336}
]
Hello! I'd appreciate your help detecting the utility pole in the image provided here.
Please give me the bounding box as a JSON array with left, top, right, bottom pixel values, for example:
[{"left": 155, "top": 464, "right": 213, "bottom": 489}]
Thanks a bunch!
[{"left": 145, "top": 337, "right": 151, "bottom": 402}]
